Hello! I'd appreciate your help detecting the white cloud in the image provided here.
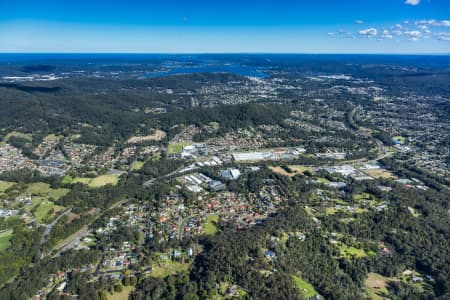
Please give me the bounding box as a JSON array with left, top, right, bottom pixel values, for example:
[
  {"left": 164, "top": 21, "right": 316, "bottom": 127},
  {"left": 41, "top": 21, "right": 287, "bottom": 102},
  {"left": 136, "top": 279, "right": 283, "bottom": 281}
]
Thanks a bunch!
[
  {"left": 417, "top": 25, "right": 431, "bottom": 33},
  {"left": 405, "top": 0, "right": 420, "bottom": 5},
  {"left": 436, "top": 32, "right": 450, "bottom": 41},
  {"left": 331, "top": 30, "right": 356, "bottom": 39},
  {"left": 359, "top": 28, "right": 377, "bottom": 37},
  {"left": 331, "top": 18, "right": 450, "bottom": 43},
  {"left": 381, "top": 30, "right": 393, "bottom": 39},
  {"left": 355, "top": 20, "right": 365, "bottom": 24},
  {"left": 404, "top": 30, "right": 422, "bottom": 38},
  {"left": 405, "top": 31, "right": 422, "bottom": 42},
  {"left": 415, "top": 20, "right": 450, "bottom": 27}
]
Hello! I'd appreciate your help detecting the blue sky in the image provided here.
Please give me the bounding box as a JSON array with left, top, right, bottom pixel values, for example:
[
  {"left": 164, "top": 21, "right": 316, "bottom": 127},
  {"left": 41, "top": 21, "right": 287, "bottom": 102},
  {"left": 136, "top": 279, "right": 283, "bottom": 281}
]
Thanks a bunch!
[{"left": 0, "top": 0, "right": 449, "bottom": 53}]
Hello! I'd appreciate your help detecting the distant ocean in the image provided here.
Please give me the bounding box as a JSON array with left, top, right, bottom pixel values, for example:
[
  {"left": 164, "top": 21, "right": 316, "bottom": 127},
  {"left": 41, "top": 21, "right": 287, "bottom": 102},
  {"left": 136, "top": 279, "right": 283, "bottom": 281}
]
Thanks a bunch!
[
  {"left": 142, "top": 64, "right": 268, "bottom": 78},
  {"left": 1, "top": 53, "right": 449, "bottom": 78},
  {"left": 0, "top": 53, "right": 271, "bottom": 78}
]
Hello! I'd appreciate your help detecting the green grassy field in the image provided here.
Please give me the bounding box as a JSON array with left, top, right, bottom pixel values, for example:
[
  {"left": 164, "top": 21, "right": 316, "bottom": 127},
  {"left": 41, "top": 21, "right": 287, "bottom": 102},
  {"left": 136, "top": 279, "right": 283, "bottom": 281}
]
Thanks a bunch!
[
  {"left": 339, "top": 244, "right": 370, "bottom": 259},
  {"left": 0, "top": 229, "right": 13, "bottom": 252},
  {"left": 292, "top": 275, "right": 318, "bottom": 298},
  {"left": 316, "top": 177, "right": 330, "bottom": 183},
  {"left": 364, "top": 169, "right": 396, "bottom": 179},
  {"left": 26, "top": 196, "right": 45, "bottom": 212},
  {"left": 149, "top": 260, "right": 190, "bottom": 278},
  {"left": 131, "top": 161, "right": 145, "bottom": 171},
  {"left": 333, "top": 198, "right": 348, "bottom": 205},
  {"left": 26, "top": 182, "right": 51, "bottom": 195},
  {"left": 203, "top": 215, "right": 219, "bottom": 235},
  {"left": 325, "top": 207, "right": 337, "bottom": 215},
  {"left": 22, "top": 183, "right": 68, "bottom": 223},
  {"left": 0, "top": 181, "right": 15, "bottom": 194},
  {"left": 71, "top": 177, "right": 93, "bottom": 185},
  {"left": 69, "top": 174, "right": 120, "bottom": 188},
  {"left": 34, "top": 200, "right": 55, "bottom": 222},
  {"left": 26, "top": 183, "right": 69, "bottom": 200},
  {"left": 354, "top": 192, "right": 373, "bottom": 201},
  {"left": 108, "top": 285, "right": 135, "bottom": 300},
  {"left": 34, "top": 200, "right": 64, "bottom": 223},
  {"left": 2, "top": 131, "right": 33, "bottom": 145},
  {"left": 89, "top": 174, "right": 120, "bottom": 187},
  {"left": 167, "top": 142, "right": 189, "bottom": 154},
  {"left": 48, "top": 188, "right": 70, "bottom": 199},
  {"left": 61, "top": 175, "right": 74, "bottom": 185},
  {"left": 365, "top": 273, "right": 391, "bottom": 300}
]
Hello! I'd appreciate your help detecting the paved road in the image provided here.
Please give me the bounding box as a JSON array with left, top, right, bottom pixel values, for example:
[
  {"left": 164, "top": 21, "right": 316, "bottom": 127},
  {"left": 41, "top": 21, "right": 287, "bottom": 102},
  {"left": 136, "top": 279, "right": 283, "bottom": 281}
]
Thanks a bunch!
[
  {"left": 178, "top": 213, "right": 227, "bottom": 240},
  {"left": 40, "top": 208, "right": 72, "bottom": 246},
  {"left": 345, "top": 105, "right": 388, "bottom": 163},
  {"left": 94, "top": 255, "right": 106, "bottom": 277},
  {"left": 178, "top": 214, "right": 201, "bottom": 240},
  {"left": 143, "top": 164, "right": 198, "bottom": 187},
  {"left": 50, "top": 199, "right": 128, "bottom": 258},
  {"left": 52, "top": 226, "right": 91, "bottom": 257}
]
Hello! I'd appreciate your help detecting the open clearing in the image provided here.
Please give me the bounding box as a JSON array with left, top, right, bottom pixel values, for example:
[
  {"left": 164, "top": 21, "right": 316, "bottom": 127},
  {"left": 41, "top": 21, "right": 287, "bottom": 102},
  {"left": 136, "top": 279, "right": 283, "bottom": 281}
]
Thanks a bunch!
[
  {"left": 149, "top": 260, "right": 190, "bottom": 278},
  {"left": 365, "top": 272, "right": 392, "bottom": 299},
  {"left": 108, "top": 285, "right": 135, "bottom": 300},
  {"left": 71, "top": 177, "right": 93, "bottom": 185},
  {"left": 270, "top": 165, "right": 312, "bottom": 177},
  {"left": 167, "top": 142, "right": 190, "bottom": 154},
  {"left": 24, "top": 196, "right": 64, "bottom": 223},
  {"left": 269, "top": 166, "right": 294, "bottom": 177},
  {"left": 289, "top": 165, "right": 312, "bottom": 174},
  {"left": 0, "top": 181, "right": 15, "bottom": 194},
  {"left": 26, "top": 183, "right": 70, "bottom": 200},
  {"left": 2, "top": 131, "right": 33, "bottom": 145},
  {"left": 364, "top": 169, "right": 396, "bottom": 179},
  {"left": 27, "top": 182, "right": 52, "bottom": 195},
  {"left": 292, "top": 275, "right": 318, "bottom": 298},
  {"left": 203, "top": 215, "right": 219, "bottom": 235},
  {"left": 0, "top": 229, "right": 13, "bottom": 252},
  {"left": 34, "top": 200, "right": 64, "bottom": 223},
  {"left": 89, "top": 174, "right": 120, "bottom": 187},
  {"left": 70, "top": 174, "right": 120, "bottom": 188},
  {"left": 354, "top": 192, "right": 374, "bottom": 201},
  {"left": 127, "top": 129, "right": 167, "bottom": 144},
  {"left": 339, "top": 243, "right": 371, "bottom": 259},
  {"left": 131, "top": 161, "right": 145, "bottom": 171},
  {"left": 62, "top": 175, "right": 76, "bottom": 185},
  {"left": 325, "top": 207, "right": 337, "bottom": 215}
]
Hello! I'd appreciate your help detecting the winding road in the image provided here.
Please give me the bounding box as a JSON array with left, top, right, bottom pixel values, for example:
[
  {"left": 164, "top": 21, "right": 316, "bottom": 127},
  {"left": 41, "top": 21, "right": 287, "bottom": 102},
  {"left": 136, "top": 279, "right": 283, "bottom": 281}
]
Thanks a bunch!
[{"left": 40, "top": 208, "right": 72, "bottom": 246}]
